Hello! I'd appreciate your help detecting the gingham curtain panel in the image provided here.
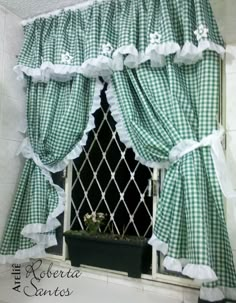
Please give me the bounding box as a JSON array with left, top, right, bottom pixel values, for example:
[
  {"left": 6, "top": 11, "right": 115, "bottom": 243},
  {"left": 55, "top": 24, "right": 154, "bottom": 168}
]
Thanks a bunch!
[{"left": 0, "top": 0, "right": 235, "bottom": 301}]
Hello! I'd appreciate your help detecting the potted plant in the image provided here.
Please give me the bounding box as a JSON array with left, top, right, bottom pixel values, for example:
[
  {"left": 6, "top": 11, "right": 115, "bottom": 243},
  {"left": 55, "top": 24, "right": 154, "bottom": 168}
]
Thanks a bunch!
[{"left": 64, "top": 212, "right": 152, "bottom": 278}]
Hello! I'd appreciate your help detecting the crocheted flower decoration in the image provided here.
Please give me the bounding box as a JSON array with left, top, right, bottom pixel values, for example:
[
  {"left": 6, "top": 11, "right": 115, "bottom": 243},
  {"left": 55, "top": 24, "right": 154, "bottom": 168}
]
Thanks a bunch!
[
  {"left": 150, "top": 32, "right": 162, "bottom": 44},
  {"left": 194, "top": 25, "right": 209, "bottom": 41},
  {"left": 61, "top": 52, "right": 73, "bottom": 64},
  {"left": 101, "top": 43, "right": 114, "bottom": 56}
]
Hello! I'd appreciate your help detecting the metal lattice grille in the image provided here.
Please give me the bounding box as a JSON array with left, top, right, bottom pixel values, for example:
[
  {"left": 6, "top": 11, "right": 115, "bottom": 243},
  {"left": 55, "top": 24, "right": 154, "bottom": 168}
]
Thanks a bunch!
[{"left": 71, "top": 84, "right": 153, "bottom": 237}]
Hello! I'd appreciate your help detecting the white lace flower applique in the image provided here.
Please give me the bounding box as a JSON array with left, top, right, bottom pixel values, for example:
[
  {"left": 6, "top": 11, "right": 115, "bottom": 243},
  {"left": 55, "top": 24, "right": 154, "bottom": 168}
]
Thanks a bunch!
[
  {"left": 101, "top": 43, "right": 114, "bottom": 56},
  {"left": 61, "top": 52, "right": 73, "bottom": 64},
  {"left": 194, "top": 24, "right": 209, "bottom": 41},
  {"left": 150, "top": 32, "right": 162, "bottom": 44}
]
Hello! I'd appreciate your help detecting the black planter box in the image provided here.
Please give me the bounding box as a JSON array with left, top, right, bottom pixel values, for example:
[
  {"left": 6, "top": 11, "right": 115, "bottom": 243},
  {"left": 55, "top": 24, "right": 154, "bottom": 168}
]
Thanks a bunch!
[
  {"left": 198, "top": 299, "right": 226, "bottom": 303},
  {"left": 64, "top": 233, "right": 152, "bottom": 278}
]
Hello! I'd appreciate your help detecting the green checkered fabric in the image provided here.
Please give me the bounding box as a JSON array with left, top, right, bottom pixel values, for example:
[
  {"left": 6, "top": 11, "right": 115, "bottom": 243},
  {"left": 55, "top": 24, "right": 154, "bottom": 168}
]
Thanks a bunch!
[
  {"left": 1, "top": 0, "right": 234, "bottom": 298},
  {"left": 17, "top": 0, "right": 223, "bottom": 70},
  {"left": 112, "top": 51, "right": 236, "bottom": 290},
  {"left": 0, "top": 76, "right": 95, "bottom": 255}
]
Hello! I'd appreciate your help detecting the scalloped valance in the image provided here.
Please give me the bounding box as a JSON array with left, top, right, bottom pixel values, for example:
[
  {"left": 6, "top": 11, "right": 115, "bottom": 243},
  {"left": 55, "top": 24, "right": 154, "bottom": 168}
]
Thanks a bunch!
[{"left": 15, "top": 0, "right": 225, "bottom": 82}]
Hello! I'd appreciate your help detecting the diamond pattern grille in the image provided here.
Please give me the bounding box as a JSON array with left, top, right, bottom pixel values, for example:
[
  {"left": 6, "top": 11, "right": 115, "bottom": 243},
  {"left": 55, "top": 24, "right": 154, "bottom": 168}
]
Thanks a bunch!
[{"left": 71, "top": 84, "right": 153, "bottom": 237}]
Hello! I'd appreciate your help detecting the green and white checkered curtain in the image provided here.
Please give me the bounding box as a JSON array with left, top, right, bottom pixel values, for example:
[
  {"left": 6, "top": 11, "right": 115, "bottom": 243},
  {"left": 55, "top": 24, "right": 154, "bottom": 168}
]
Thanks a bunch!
[
  {"left": 1, "top": 0, "right": 235, "bottom": 301},
  {"left": 109, "top": 55, "right": 236, "bottom": 300},
  {"left": 0, "top": 76, "right": 97, "bottom": 261}
]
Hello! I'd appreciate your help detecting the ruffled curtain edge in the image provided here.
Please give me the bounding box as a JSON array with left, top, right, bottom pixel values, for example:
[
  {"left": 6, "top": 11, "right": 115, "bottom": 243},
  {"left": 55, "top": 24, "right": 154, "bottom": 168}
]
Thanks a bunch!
[
  {"left": 14, "top": 41, "right": 225, "bottom": 82},
  {"left": 0, "top": 80, "right": 103, "bottom": 264},
  {"left": 148, "top": 235, "right": 236, "bottom": 301}
]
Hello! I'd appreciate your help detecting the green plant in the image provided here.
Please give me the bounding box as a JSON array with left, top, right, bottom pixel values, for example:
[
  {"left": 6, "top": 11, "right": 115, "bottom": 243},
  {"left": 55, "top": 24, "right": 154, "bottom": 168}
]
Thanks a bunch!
[{"left": 83, "top": 212, "right": 106, "bottom": 235}]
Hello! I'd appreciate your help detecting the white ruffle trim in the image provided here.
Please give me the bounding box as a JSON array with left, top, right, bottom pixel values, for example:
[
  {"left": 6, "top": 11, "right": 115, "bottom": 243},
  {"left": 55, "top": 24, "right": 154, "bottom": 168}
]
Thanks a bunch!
[
  {"left": 14, "top": 41, "right": 225, "bottom": 82},
  {"left": 80, "top": 56, "right": 114, "bottom": 81},
  {"left": 113, "top": 44, "right": 141, "bottom": 69},
  {"left": 183, "top": 264, "right": 217, "bottom": 282},
  {"left": 163, "top": 256, "right": 183, "bottom": 272},
  {"left": 174, "top": 40, "right": 225, "bottom": 65},
  {"left": 0, "top": 80, "right": 103, "bottom": 264},
  {"left": 163, "top": 256, "right": 191, "bottom": 272},
  {"left": 145, "top": 42, "right": 180, "bottom": 67},
  {"left": 0, "top": 245, "right": 47, "bottom": 264},
  {"left": 14, "top": 63, "right": 82, "bottom": 82},
  {"left": 200, "top": 286, "right": 236, "bottom": 302},
  {"left": 0, "top": 234, "right": 57, "bottom": 264},
  {"left": 149, "top": 234, "right": 218, "bottom": 283},
  {"left": 106, "top": 83, "right": 169, "bottom": 169},
  {"left": 14, "top": 65, "right": 42, "bottom": 81},
  {"left": 148, "top": 234, "right": 168, "bottom": 255}
]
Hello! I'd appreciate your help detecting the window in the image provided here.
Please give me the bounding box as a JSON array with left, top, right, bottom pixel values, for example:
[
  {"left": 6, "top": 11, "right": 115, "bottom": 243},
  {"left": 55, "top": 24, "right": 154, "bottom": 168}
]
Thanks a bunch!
[{"left": 49, "top": 68, "right": 223, "bottom": 288}]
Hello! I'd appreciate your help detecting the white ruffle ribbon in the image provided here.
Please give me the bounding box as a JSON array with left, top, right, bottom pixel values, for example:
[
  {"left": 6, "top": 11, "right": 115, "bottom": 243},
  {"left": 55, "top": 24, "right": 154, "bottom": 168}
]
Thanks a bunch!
[
  {"left": 200, "top": 286, "right": 236, "bottom": 302},
  {"left": 14, "top": 41, "right": 225, "bottom": 82},
  {"left": 169, "top": 127, "right": 236, "bottom": 199},
  {"left": 148, "top": 234, "right": 218, "bottom": 283}
]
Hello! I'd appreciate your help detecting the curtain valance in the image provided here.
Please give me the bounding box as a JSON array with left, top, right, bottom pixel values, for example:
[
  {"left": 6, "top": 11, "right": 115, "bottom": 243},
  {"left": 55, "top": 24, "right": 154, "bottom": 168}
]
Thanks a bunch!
[{"left": 15, "top": 0, "right": 224, "bottom": 82}]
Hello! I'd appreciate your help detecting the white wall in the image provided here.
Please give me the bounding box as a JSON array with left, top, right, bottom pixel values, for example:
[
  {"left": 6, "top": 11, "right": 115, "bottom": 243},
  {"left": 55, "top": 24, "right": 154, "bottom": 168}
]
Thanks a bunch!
[
  {"left": 0, "top": 6, "right": 25, "bottom": 242},
  {"left": 225, "top": 44, "right": 236, "bottom": 266}
]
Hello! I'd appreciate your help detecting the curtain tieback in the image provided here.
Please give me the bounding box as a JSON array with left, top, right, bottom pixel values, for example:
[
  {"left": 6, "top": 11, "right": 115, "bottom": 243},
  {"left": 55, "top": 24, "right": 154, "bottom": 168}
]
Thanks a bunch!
[
  {"left": 17, "top": 137, "right": 46, "bottom": 171},
  {"left": 169, "top": 127, "right": 236, "bottom": 199}
]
